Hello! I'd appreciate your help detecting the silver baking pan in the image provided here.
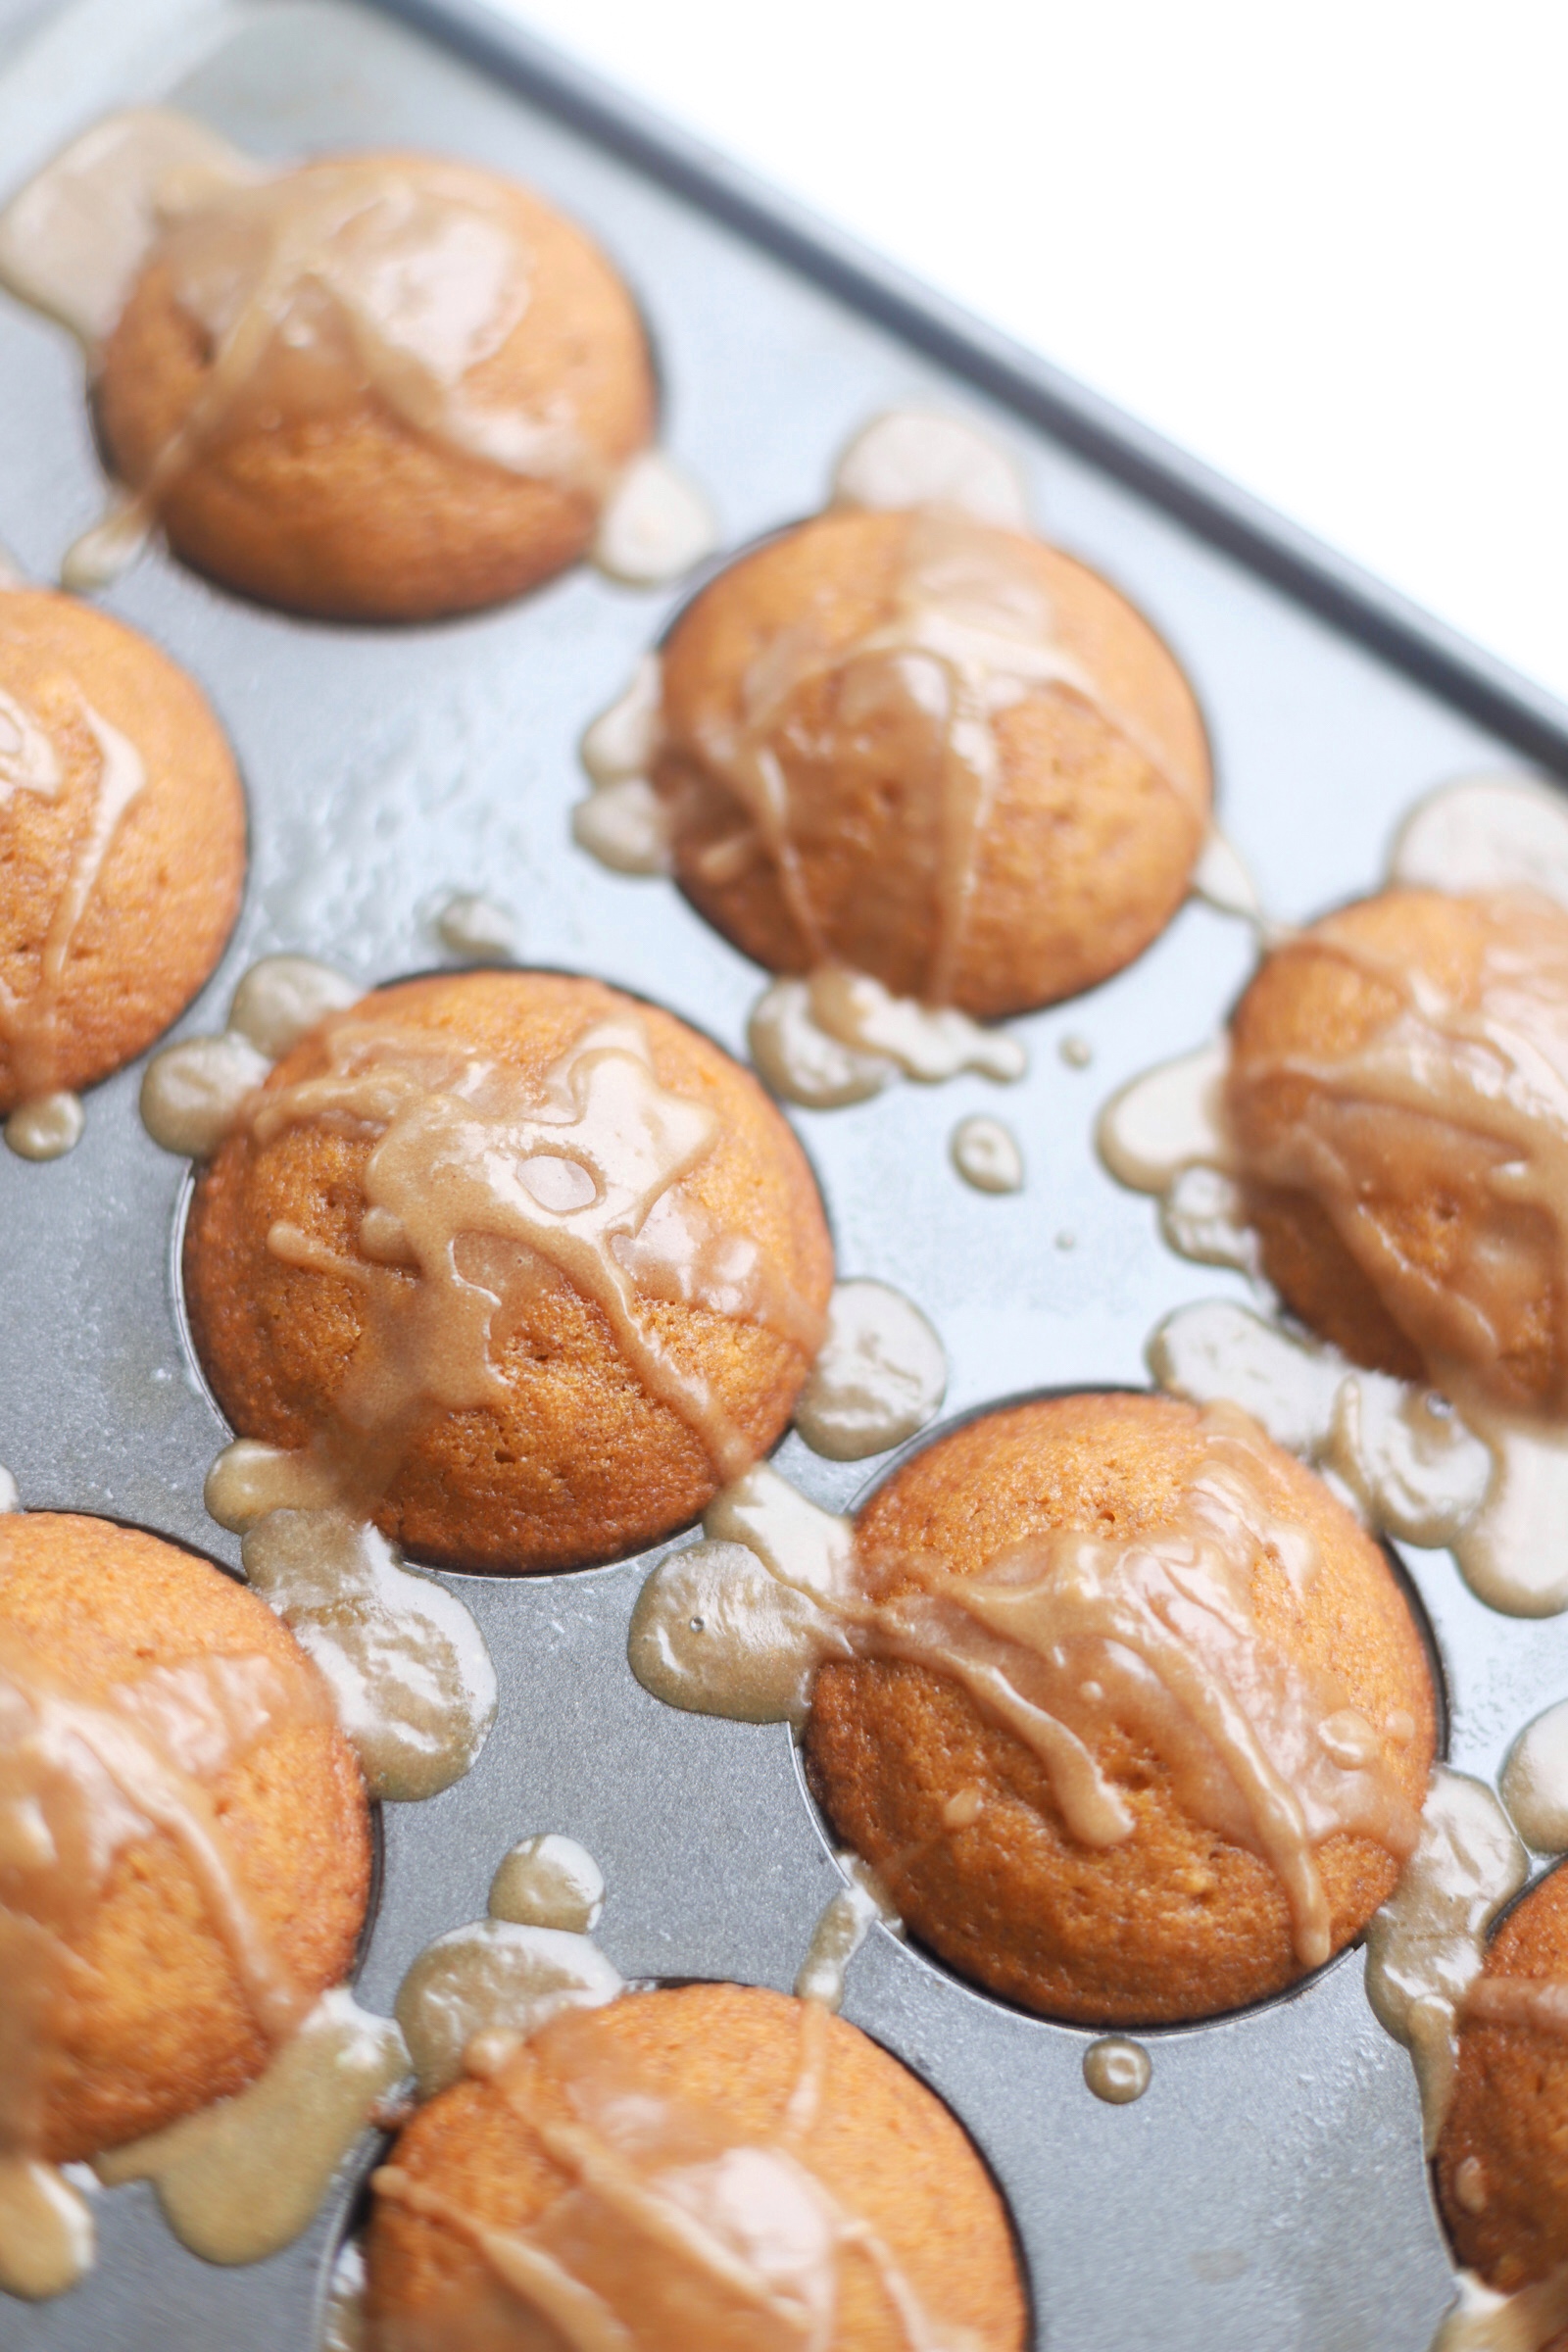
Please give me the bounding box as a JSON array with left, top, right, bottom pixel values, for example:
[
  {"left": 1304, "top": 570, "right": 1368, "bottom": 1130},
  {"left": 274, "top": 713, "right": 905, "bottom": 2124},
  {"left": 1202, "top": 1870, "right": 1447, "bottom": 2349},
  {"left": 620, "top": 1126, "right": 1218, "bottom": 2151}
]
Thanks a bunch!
[{"left": 3, "top": 0, "right": 1567, "bottom": 2345}]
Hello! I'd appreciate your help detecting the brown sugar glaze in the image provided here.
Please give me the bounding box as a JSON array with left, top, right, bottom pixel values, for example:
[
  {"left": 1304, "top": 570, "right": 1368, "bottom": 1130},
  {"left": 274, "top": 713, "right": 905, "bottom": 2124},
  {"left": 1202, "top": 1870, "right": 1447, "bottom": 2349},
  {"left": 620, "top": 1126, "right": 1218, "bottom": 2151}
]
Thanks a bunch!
[
  {"left": 370, "top": 1985, "right": 1023, "bottom": 2351},
  {"left": 634, "top": 1392, "right": 1439, "bottom": 2023},
  {"left": 829, "top": 1401, "right": 1418, "bottom": 1973},
  {"left": 1436, "top": 1868, "right": 1568, "bottom": 2340},
  {"left": 655, "top": 505, "right": 1210, "bottom": 1024},
  {"left": 0, "top": 589, "right": 244, "bottom": 1141},
  {"left": 90, "top": 152, "right": 613, "bottom": 585},
  {"left": 186, "top": 974, "right": 832, "bottom": 1570},
  {"left": 1227, "top": 887, "right": 1568, "bottom": 1420},
  {"left": 0, "top": 669, "right": 143, "bottom": 1102},
  {"left": 0, "top": 1615, "right": 329, "bottom": 2164}
]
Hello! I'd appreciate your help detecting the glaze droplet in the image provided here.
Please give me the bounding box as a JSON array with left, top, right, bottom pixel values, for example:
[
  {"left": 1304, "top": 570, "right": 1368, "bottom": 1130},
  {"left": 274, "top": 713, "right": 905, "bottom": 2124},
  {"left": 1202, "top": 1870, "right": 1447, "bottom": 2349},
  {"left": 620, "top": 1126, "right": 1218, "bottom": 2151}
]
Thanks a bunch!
[
  {"left": 951, "top": 1113, "right": 1024, "bottom": 1194},
  {"left": 1082, "top": 2037, "right": 1152, "bottom": 2104},
  {"left": 4, "top": 1092, "right": 84, "bottom": 1161}
]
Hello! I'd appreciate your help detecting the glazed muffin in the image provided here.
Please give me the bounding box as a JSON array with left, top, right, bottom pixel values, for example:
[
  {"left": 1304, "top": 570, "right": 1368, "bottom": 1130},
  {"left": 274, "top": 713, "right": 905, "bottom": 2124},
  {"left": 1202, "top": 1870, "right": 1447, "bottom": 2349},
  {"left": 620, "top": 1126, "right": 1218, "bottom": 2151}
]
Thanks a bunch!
[
  {"left": 0, "top": 1511, "right": 370, "bottom": 2162},
  {"left": 804, "top": 1392, "right": 1436, "bottom": 2025},
  {"left": 366, "top": 1981, "right": 1026, "bottom": 2351},
  {"left": 1226, "top": 887, "right": 1568, "bottom": 1415},
  {"left": 183, "top": 970, "right": 834, "bottom": 1573},
  {"left": 0, "top": 588, "right": 244, "bottom": 1113},
  {"left": 96, "top": 152, "right": 655, "bottom": 620},
  {"left": 653, "top": 506, "right": 1211, "bottom": 1020},
  {"left": 1435, "top": 1864, "right": 1568, "bottom": 2302}
]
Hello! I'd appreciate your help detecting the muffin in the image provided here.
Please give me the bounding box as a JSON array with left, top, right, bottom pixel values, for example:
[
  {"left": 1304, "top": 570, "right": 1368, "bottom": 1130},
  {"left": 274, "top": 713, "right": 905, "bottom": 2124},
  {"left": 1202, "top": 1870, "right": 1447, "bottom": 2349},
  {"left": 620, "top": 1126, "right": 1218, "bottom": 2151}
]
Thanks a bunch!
[
  {"left": 95, "top": 152, "right": 655, "bottom": 620},
  {"left": 183, "top": 970, "right": 834, "bottom": 1573},
  {"left": 1435, "top": 1863, "right": 1568, "bottom": 2302},
  {"left": 0, "top": 1510, "right": 370, "bottom": 2162},
  {"left": 1226, "top": 887, "right": 1568, "bottom": 1415},
  {"left": 652, "top": 506, "right": 1211, "bottom": 1020},
  {"left": 804, "top": 1392, "right": 1437, "bottom": 2025},
  {"left": 0, "top": 587, "right": 244, "bottom": 1114},
  {"left": 366, "top": 1981, "right": 1026, "bottom": 2351}
]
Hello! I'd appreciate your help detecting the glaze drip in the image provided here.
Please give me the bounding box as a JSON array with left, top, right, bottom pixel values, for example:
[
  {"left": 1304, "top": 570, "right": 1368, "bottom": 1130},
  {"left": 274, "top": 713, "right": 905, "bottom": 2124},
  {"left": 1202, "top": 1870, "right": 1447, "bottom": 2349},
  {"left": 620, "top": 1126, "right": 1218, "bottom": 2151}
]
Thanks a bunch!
[
  {"left": 1225, "top": 893, "right": 1568, "bottom": 1420},
  {"left": 631, "top": 1411, "right": 1420, "bottom": 1966},
  {"left": 249, "top": 1005, "right": 820, "bottom": 1496},
  {"left": 67, "top": 149, "right": 607, "bottom": 585},
  {"left": 95, "top": 1987, "right": 407, "bottom": 2268},
  {"left": 374, "top": 1998, "right": 975, "bottom": 2352},
  {"left": 688, "top": 507, "right": 1189, "bottom": 1011},
  {"left": 1363, "top": 1767, "right": 1527, "bottom": 2150},
  {"left": 0, "top": 684, "right": 146, "bottom": 1106},
  {"left": 0, "top": 1621, "right": 319, "bottom": 2166}
]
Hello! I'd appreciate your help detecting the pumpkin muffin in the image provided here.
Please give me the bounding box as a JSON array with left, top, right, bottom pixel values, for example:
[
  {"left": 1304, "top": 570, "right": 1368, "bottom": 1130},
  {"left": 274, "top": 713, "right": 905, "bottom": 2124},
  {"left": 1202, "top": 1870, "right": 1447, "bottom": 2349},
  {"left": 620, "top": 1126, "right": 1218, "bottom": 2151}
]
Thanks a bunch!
[
  {"left": 804, "top": 1392, "right": 1437, "bottom": 2025},
  {"left": 1226, "top": 887, "right": 1568, "bottom": 1415},
  {"left": 183, "top": 970, "right": 834, "bottom": 1574},
  {"left": 95, "top": 152, "right": 655, "bottom": 620},
  {"left": 652, "top": 506, "right": 1211, "bottom": 1020},
  {"left": 0, "top": 1510, "right": 370, "bottom": 2163},
  {"left": 1435, "top": 1863, "right": 1568, "bottom": 2304},
  {"left": 366, "top": 1981, "right": 1027, "bottom": 2351},
  {"left": 0, "top": 587, "right": 244, "bottom": 1113}
]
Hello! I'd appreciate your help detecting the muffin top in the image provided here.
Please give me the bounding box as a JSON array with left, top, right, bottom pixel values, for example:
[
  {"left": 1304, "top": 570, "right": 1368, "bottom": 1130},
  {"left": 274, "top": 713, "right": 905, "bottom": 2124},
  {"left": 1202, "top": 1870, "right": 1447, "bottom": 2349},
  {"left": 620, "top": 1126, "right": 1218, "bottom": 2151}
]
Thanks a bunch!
[
  {"left": 184, "top": 970, "right": 834, "bottom": 1573},
  {"left": 0, "top": 1510, "right": 370, "bottom": 2164},
  {"left": 653, "top": 505, "right": 1210, "bottom": 1020},
  {"left": 0, "top": 587, "right": 244, "bottom": 1113},
  {"left": 1226, "top": 886, "right": 1568, "bottom": 1415},
  {"left": 804, "top": 1391, "right": 1436, "bottom": 2024},
  {"left": 1436, "top": 1863, "right": 1568, "bottom": 2298},
  {"left": 367, "top": 1981, "right": 1027, "bottom": 2351},
  {"left": 95, "top": 149, "right": 655, "bottom": 618}
]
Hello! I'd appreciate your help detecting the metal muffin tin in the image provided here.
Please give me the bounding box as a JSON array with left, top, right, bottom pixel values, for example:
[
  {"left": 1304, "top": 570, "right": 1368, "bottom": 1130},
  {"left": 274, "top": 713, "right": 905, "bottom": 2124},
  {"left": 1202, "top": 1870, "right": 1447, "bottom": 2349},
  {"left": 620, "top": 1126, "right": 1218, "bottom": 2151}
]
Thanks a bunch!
[{"left": 4, "top": 1, "right": 1568, "bottom": 2344}]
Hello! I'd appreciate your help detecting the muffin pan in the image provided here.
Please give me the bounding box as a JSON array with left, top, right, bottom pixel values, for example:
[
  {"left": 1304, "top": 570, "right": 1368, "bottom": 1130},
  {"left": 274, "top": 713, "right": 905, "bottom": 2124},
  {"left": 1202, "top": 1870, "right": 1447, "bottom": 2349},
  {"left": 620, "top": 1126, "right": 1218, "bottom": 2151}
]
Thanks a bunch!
[{"left": 3, "top": 0, "right": 1568, "bottom": 2344}]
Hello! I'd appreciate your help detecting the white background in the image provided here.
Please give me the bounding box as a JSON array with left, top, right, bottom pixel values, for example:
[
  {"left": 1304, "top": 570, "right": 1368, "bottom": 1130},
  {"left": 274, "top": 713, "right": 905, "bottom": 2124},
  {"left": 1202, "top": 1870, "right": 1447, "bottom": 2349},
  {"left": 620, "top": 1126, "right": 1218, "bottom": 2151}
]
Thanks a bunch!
[{"left": 495, "top": 0, "right": 1568, "bottom": 705}]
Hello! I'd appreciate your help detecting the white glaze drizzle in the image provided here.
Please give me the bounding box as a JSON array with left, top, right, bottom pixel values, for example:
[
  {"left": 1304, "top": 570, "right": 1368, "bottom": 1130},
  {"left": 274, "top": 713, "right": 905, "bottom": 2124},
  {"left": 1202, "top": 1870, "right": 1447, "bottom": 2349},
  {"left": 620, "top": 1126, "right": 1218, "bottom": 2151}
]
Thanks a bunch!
[
  {"left": 1429, "top": 2264, "right": 1568, "bottom": 2352},
  {"left": 0, "top": 1466, "right": 17, "bottom": 1514},
  {"left": 375, "top": 1989, "right": 966, "bottom": 2352},
  {"left": 1189, "top": 825, "right": 1268, "bottom": 928},
  {"left": 140, "top": 954, "right": 359, "bottom": 1158},
  {"left": 394, "top": 1876, "right": 622, "bottom": 2099},
  {"left": 236, "top": 1507, "right": 497, "bottom": 1805},
  {"left": 794, "top": 1853, "right": 902, "bottom": 2011},
  {"left": 488, "top": 1836, "right": 605, "bottom": 1935},
  {"left": 1111, "top": 1006, "right": 1568, "bottom": 1613},
  {"left": 1393, "top": 775, "right": 1568, "bottom": 910},
  {"left": 792, "top": 1279, "right": 947, "bottom": 1461},
  {"left": 0, "top": 109, "right": 710, "bottom": 595},
  {"left": 240, "top": 1004, "right": 818, "bottom": 1497},
  {"left": 832, "top": 409, "right": 1031, "bottom": 529},
  {"left": 320, "top": 2236, "right": 368, "bottom": 2352},
  {"left": 950, "top": 1112, "right": 1024, "bottom": 1194},
  {"left": 1499, "top": 1700, "right": 1568, "bottom": 1852},
  {"left": 1, "top": 686, "right": 147, "bottom": 1149},
  {"left": 1081, "top": 2037, "right": 1152, "bottom": 2105},
  {"left": 434, "top": 892, "right": 516, "bottom": 965},
  {"left": 591, "top": 450, "right": 719, "bottom": 587},
  {"left": 1362, "top": 1767, "right": 1528, "bottom": 2152},
  {"left": 95, "top": 1987, "right": 407, "bottom": 2266},
  {"left": 753, "top": 968, "right": 1026, "bottom": 1106},
  {"left": 0, "top": 2156, "right": 94, "bottom": 2299},
  {"left": 631, "top": 1426, "right": 1422, "bottom": 1968}
]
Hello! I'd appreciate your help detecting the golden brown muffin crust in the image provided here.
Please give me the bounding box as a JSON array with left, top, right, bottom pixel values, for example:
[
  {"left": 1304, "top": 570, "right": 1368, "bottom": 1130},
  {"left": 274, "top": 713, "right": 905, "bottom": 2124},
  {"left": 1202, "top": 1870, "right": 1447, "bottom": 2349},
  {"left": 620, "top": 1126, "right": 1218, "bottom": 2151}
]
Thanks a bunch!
[
  {"left": 366, "top": 1983, "right": 1027, "bottom": 2351},
  {"left": 655, "top": 508, "right": 1211, "bottom": 1020},
  {"left": 1228, "top": 887, "right": 1568, "bottom": 1408},
  {"left": 1436, "top": 1865, "right": 1568, "bottom": 2297},
  {"left": 0, "top": 589, "right": 245, "bottom": 1110},
  {"left": 184, "top": 971, "right": 835, "bottom": 1574},
  {"left": 805, "top": 1393, "right": 1436, "bottom": 2025},
  {"left": 96, "top": 154, "right": 655, "bottom": 621},
  {"left": 0, "top": 1511, "right": 370, "bottom": 2161}
]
